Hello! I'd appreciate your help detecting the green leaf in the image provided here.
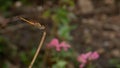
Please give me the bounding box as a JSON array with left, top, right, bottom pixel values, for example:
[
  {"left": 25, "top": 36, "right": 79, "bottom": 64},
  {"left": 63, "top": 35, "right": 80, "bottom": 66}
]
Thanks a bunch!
[
  {"left": 117, "top": 65, "right": 120, "bottom": 68},
  {"left": 52, "top": 60, "right": 67, "bottom": 68},
  {"left": 109, "top": 59, "right": 120, "bottom": 68},
  {"left": 60, "top": 0, "right": 75, "bottom": 6},
  {"left": 0, "top": 36, "right": 8, "bottom": 52},
  {"left": 60, "top": 17, "right": 70, "bottom": 24},
  {"left": 58, "top": 25, "right": 73, "bottom": 40},
  {"left": 2, "top": 62, "right": 9, "bottom": 68},
  {"left": 52, "top": 14, "right": 60, "bottom": 23},
  {"left": 42, "top": 10, "right": 51, "bottom": 19},
  {"left": 19, "top": 52, "right": 29, "bottom": 65}
]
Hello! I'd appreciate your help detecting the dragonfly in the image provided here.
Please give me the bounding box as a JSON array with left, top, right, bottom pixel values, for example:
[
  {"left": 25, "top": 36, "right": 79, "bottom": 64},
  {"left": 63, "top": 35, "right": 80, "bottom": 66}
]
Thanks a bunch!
[{"left": 19, "top": 16, "right": 45, "bottom": 30}]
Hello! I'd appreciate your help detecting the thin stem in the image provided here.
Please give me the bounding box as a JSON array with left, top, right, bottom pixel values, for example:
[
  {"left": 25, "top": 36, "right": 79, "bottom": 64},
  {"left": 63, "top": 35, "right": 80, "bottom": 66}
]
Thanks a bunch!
[{"left": 29, "top": 31, "right": 46, "bottom": 68}]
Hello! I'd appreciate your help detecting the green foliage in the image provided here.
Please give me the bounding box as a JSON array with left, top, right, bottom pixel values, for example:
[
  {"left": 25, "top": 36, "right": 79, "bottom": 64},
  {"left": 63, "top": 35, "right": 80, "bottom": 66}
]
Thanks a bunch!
[
  {"left": 0, "top": 36, "right": 8, "bottom": 53},
  {"left": 87, "top": 62, "right": 96, "bottom": 68},
  {"left": 52, "top": 8, "right": 70, "bottom": 25},
  {"left": 58, "top": 25, "right": 76, "bottom": 40},
  {"left": 52, "top": 60, "right": 67, "bottom": 68},
  {"left": 55, "top": 8, "right": 76, "bottom": 40},
  {"left": 20, "top": 0, "right": 29, "bottom": 4},
  {"left": 0, "top": 0, "right": 13, "bottom": 11},
  {"left": 42, "top": 7, "right": 76, "bottom": 40},
  {"left": 109, "top": 58, "right": 120, "bottom": 68},
  {"left": 42, "top": 10, "right": 51, "bottom": 19},
  {"left": 2, "top": 62, "right": 9, "bottom": 68},
  {"left": 42, "top": 0, "right": 76, "bottom": 40},
  {"left": 44, "top": 47, "right": 77, "bottom": 68},
  {"left": 19, "top": 51, "right": 29, "bottom": 65},
  {"left": 52, "top": 49, "right": 74, "bottom": 59},
  {"left": 60, "top": 0, "right": 75, "bottom": 6},
  {"left": 0, "top": 0, "right": 29, "bottom": 12}
]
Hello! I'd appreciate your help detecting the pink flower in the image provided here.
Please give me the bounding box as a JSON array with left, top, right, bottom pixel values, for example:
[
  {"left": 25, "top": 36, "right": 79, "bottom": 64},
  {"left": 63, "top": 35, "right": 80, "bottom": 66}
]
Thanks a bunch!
[
  {"left": 85, "top": 52, "right": 92, "bottom": 58},
  {"left": 77, "top": 51, "right": 100, "bottom": 68},
  {"left": 47, "top": 38, "right": 59, "bottom": 47},
  {"left": 47, "top": 38, "right": 60, "bottom": 51},
  {"left": 89, "top": 52, "right": 99, "bottom": 60},
  {"left": 79, "top": 63, "right": 85, "bottom": 68},
  {"left": 47, "top": 38, "right": 71, "bottom": 51},
  {"left": 77, "top": 52, "right": 92, "bottom": 63},
  {"left": 77, "top": 54, "right": 87, "bottom": 63},
  {"left": 60, "top": 41, "right": 71, "bottom": 51}
]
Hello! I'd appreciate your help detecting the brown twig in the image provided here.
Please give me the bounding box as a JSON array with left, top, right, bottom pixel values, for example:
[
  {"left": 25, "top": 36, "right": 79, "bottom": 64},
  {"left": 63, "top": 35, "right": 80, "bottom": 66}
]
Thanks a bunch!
[
  {"left": 29, "top": 31, "right": 46, "bottom": 68},
  {"left": 19, "top": 17, "right": 46, "bottom": 68}
]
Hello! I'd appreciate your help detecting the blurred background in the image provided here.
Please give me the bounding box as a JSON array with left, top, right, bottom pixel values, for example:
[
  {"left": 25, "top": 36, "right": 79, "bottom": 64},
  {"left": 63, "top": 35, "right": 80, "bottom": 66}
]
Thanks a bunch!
[{"left": 0, "top": 0, "right": 120, "bottom": 68}]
